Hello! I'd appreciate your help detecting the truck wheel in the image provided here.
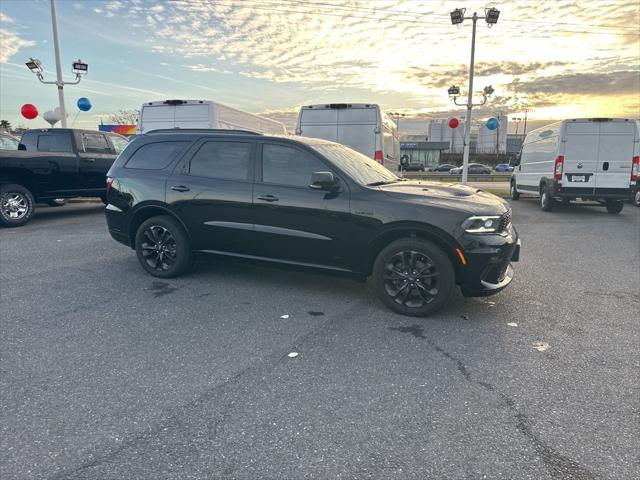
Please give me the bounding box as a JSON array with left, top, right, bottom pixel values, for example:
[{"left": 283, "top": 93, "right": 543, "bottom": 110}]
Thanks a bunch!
[
  {"left": 605, "top": 200, "right": 623, "bottom": 214},
  {"left": 540, "top": 185, "right": 554, "bottom": 212},
  {"left": 510, "top": 180, "right": 520, "bottom": 200},
  {"left": 633, "top": 191, "right": 640, "bottom": 207},
  {"left": 372, "top": 238, "right": 455, "bottom": 317},
  {"left": 135, "top": 215, "right": 193, "bottom": 278},
  {"left": 46, "top": 198, "right": 68, "bottom": 207},
  {"left": 0, "top": 184, "right": 35, "bottom": 227}
]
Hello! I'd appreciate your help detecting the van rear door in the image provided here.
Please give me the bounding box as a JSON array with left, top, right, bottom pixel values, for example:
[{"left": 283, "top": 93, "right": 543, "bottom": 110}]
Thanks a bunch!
[
  {"left": 563, "top": 121, "right": 598, "bottom": 194},
  {"left": 336, "top": 107, "right": 377, "bottom": 159},
  {"left": 595, "top": 121, "right": 635, "bottom": 192},
  {"left": 139, "top": 105, "right": 175, "bottom": 132}
]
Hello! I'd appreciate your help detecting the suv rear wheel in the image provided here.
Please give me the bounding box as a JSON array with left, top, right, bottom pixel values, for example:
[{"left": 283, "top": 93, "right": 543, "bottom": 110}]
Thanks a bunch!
[
  {"left": 372, "top": 238, "right": 455, "bottom": 317},
  {"left": 0, "top": 184, "right": 35, "bottom": 227},
  {"left": 135, "top": 215, "right": 193, "bottom": 278}
]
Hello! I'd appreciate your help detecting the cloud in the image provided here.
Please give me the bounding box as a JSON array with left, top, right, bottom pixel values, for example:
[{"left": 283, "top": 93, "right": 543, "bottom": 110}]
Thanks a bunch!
[
  {"left": 0, "top": 29, "right": 35, "bottom": 63},
  {"left": 0, "top": 12, "right": 14, "bottom": 23},
  {"left": 511, "top": 70, "right": 640, "bottom": 96}
]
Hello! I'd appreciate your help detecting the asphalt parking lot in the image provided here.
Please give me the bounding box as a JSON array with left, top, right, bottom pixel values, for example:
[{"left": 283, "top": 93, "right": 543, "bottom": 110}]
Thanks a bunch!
[{"left": 1, "top": 199, "right": 638, "bottom": 480}]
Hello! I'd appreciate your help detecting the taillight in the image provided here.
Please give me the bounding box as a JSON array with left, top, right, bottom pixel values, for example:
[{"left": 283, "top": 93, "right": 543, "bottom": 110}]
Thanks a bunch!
[
  {"left": 554, "top": 155, "right": 564, "bottom": 181},
  {"left": 374, "top": 150, "right": 383, "bottom": 163},
  {"left": 106, "top": 176, "right": 114, "bottom": 192},
  {"left": 631, "top": 156, "right": 639, "bottom": 183}
]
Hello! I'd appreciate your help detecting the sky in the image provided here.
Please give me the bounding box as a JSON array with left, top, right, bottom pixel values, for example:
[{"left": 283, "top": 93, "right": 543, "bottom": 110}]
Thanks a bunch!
[{"left": 0, "top": 0, "right": 638, "bottom": 134}]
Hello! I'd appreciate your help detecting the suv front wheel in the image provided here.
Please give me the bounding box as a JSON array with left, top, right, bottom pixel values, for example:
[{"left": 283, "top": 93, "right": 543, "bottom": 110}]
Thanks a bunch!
[
  {"left": 372, "top": 238, "right": 455, "bottom": 317},
  {"left": 135, "top": 215, "right": 193, "bottom": 278}
]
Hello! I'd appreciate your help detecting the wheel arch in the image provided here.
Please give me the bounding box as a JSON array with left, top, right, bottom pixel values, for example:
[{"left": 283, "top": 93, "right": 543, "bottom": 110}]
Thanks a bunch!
[
  {"left": 127, "top": 203, "right": 191, "bottom": 249},
  {"left": 366, "top": 222, "right": 465, "bottom": 281}
]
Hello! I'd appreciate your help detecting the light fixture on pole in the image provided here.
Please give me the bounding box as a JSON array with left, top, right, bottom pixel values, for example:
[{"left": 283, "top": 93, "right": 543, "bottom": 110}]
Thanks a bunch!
[
  {"left": 24, "top": 0, "right": 88, "bottom": 128},
  {"left": 390, "top": 112, "right": 406, "bottom": 132},
  {"left": 447, "top": 6, "right": 500, "bottom": 184}
]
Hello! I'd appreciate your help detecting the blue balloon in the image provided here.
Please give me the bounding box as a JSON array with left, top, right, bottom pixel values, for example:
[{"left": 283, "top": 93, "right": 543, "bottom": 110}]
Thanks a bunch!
[
  {"left": 77, "top": 97, "right": 92, "bottom": 112},
  {"left": 486, "top": 117, "right": 499, "bottom": 130}
]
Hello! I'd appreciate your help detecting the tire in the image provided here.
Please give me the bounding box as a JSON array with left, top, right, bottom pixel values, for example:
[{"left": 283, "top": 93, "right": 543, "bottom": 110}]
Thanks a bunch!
[
  {"left": 46, "top": 198, "right": 68, "bottom": 207},
  {"left": 540, "top": 184, "right": 554, "bottom": 212},
  {"left": 510, "top": 180, "right": 520, "bottom": 201},
  {"left": 135, "top": 215, "right": 193, "bottom": 278},
  {"left": 0, "top": 183, "right": 35, "bottom": 227},
  {"left": 633, "top": 190, "right": 640, "bottom": 207},
  {"left": 605, "top": 200, "right": 623, "bottom": 214},
  {"left": 372, "top": 238, "right": 455, "bottom": 317}
]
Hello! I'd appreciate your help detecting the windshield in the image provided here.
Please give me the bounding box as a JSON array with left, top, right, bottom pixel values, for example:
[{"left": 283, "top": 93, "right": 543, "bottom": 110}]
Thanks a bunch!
[{"left": 310, "top": 143, "right": 400, "bottom": 186}]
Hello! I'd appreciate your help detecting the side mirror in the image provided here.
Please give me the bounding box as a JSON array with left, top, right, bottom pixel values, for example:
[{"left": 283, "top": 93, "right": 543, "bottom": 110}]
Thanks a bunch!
[{"left": 309, "top": 171, "right": 339, "bottom": 191}]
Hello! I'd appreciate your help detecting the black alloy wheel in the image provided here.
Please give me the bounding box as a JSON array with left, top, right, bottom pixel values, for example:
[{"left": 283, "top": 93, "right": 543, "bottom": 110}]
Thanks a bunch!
[
  {"left": 373, "top": 238, "right": 455, "bottom": 316},
  {"left": 135, "top": 215, "right": 193, "bottom": 278}
]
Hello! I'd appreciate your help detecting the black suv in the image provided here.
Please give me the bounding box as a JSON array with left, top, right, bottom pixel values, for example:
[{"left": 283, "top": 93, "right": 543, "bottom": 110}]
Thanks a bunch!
[{"left": 105, "top": 130, "right": 520, "bottom": 316}]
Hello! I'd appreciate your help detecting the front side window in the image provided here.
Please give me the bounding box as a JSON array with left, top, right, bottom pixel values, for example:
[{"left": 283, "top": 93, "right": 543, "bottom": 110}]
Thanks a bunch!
[
  {"left": 262, "top": 144, "right": 328, "bottom": 187},
  {"left": 83, "top": 133, "right": 111, "bottom": 154},
  {"left": 125, "top": 141, "right": 189, "bottom": 170},
  {"left": 109, "top": 135, "right": 129, "bottom": 154},
  {"left": 189, "top": 141, "right": 252, "bottom": 181}
]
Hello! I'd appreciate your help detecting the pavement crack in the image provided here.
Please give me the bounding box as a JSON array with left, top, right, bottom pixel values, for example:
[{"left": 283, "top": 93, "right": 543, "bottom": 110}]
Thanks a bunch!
[{"left": 389, "top": 323, "right": 600, "bottom": 480}]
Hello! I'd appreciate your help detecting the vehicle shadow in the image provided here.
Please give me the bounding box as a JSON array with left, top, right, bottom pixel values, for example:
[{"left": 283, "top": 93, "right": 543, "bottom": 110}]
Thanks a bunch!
[
  {"left": 515, "top": 197, "right": 637, "bottom": 216},
  {"left": 30, "top": 203, "right": 105, "bottom": 222}
]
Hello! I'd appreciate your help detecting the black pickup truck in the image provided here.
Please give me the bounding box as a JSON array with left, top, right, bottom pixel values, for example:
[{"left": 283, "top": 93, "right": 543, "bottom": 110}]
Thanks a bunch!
[{"left": 0, "top": 128, "right": 128, "bottom": 227}]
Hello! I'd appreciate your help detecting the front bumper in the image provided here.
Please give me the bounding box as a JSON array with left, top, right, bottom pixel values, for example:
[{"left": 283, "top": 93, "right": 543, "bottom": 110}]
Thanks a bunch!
[{"left": 459, "top": 228, "right": 520, "bottom": 297}]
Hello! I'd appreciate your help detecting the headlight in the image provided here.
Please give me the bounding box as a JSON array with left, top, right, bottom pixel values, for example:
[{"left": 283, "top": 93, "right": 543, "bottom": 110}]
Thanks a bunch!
[{"left": 462, "top": 215, "right": 501, "bottom": 233}]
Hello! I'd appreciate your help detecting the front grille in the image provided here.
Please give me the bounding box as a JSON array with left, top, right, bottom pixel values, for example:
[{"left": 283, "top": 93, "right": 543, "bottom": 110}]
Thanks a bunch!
[{"left": 498, "top": 209, "right": 512, "bottom": 233}]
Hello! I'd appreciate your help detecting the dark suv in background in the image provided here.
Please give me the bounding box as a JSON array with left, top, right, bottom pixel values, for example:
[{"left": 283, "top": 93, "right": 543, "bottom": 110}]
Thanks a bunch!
[{"left": 105, "top": 130, "right": 520, "bottom": 316}]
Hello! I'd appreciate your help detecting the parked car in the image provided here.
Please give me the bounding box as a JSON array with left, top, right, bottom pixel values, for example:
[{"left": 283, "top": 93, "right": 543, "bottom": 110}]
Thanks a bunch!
[
  {"left": 399, "top": 155, "right": 426, "bottom": 172},
  {"left": 431, "top": 164, "right": 457, "bottom": 173},
  {"left": 104, "top": 130, "right": 520, "bottom": 317},
  {"left": 137, "top": 99, "right": 287, "bottom": 135},
  {"left": 494, "top": 164, "right": 514, "bottom": 172},
  {"left": 0, "top": 132, "right": 19, "bottom": 150},
  {"left": 296, "top": 103, "right": 400, "bottom": 172},
  {"left": 449, "top": 163, "right": 491, "bottom": 175},
  {"left": 0, "top": 128, "right": 128, "bottom": 227},
  {"left": 510, "top": 118, "right": 639, "bottom": 213}
]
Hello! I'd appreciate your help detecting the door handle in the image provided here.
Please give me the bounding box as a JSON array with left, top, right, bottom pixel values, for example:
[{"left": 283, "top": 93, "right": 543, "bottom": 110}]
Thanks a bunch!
[
  {"left": 170, "top": 185, "right": 190, "bottom": 192},
  {"left": 83, "top": 158, "right": 96, "bottom": 163},
  {"left": 257, "top": 194, "right": 279, "bottom": 202}
]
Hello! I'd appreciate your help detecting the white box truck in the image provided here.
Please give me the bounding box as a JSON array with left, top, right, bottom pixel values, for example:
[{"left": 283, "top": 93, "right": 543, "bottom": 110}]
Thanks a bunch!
[
  {"left": 510, "top": 118, "right": 639, "bottom": 213},
  {"left": 137, "top": 100, "right": 287, "bottom": 135},
  {"left": 295, "top": 103, "right": 400, "bottom": 172}
]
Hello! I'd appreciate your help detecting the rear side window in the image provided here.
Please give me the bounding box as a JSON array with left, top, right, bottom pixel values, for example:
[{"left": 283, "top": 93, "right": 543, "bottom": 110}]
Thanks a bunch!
[
  {"left": 262, "top": 144, "right": 327, "bottom": 187},
  {"left": 36, "top": 132, "right": 73, "bottom": 152},
  {"left": 189, "top": 141, "right": 252, "bottom": 181},
  {"left": 82, "top": 133, "right": 111, "bottom": 154},
  {"left": 109, "top": 135, "right": 129, "bottom": 154},
  {"left": 125, "top": 141, "right": 189, "bottom": 170}
]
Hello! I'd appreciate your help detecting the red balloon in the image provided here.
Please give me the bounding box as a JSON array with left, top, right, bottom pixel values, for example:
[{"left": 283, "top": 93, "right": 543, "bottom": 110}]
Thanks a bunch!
[
  {"left": 448, "top": 118, "right": 459, "bottom": 129},
  {"left": 21, "top": 104, "right": 39, "bottom": 120}
]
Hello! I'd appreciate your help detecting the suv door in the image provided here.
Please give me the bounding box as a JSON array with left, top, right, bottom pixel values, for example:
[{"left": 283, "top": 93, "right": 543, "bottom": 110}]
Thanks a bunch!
[
  {"left": 79, "top": 132, "right": 116, "bottom": 190},
  {"left": 252, "top": 142, "right": 352, "bottom": 269},
  {"left": 166, "top": 138, "right": 256, "bottom": 253}
]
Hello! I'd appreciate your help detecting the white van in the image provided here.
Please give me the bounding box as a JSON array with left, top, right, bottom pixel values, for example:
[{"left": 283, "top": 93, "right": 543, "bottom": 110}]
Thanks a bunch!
[
  {"left": 511, "top": 118, "right": 639, "bottom": 213},
  {"left": 295, "top": 104, "right": 400, "bottom": 171},
  {"left": 137, "top": 100, "right": 287, "bottom": 135}
]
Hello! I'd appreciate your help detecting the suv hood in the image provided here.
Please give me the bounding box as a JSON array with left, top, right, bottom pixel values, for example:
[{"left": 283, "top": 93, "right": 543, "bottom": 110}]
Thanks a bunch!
[{"left": 377, "top": 180, "right": 509, "bottom": 215}]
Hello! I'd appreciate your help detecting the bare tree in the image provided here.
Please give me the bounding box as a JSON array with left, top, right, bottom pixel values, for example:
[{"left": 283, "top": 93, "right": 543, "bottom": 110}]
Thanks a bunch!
[{"left": 106, "top": 109, "right": 139, "bottom": 125}]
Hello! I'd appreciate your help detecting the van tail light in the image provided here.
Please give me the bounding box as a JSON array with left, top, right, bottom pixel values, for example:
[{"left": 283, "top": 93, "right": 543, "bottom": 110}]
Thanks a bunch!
[
  {"left": 374, "top": 150, "right": 383, "bottom": 163},
  {"left": 554, "top": 155, "right": 564, "bottom": 181},
  {"left": 106, "top": 176, "right": 114, "bottom": 192},
  {"left": 631, "top": 156, "right": 639, "bottom": 183}
]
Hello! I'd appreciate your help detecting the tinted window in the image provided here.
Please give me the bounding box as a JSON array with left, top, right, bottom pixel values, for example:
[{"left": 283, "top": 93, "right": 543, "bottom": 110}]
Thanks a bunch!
[
  {"left": 82, "top": 133, "right": 111, "bottom": 154},
  {"left": 36, "top": 132, "right": 73, "bottom": 152},
  {"left": 125, "top": 141, "right": 189, "bottom": 170},
  {"left": 19, "top": 132, "right": 38, "bottom": 151},
  {"left": 189, "top": 141, "right": 252, "bottom": 181},
  {"left": 109, "top": 135, "right": 129, "bottom": 154},
  {"left": 262, "top": 144, "right": 328, "bottom": 187}
]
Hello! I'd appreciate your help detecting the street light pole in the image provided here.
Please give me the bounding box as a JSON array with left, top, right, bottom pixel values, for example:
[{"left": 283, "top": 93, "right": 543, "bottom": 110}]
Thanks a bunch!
[
  {"left": 49, "top": 0, "right": 67, "bottom": 127},
  {"left": 447, "top": 7, "right": 499, "bottom": 184}
]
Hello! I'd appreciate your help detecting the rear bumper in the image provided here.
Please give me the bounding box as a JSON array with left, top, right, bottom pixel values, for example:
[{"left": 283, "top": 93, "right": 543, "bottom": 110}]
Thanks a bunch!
[
  {"left": 551, "top": 181, "right": 635, "bottom": 200},
  {"left": 459, "top": 231, "right": 520, "bottom": 298},
  {"left": 105, "top": 204, "right": 131, "bottom": 247}
]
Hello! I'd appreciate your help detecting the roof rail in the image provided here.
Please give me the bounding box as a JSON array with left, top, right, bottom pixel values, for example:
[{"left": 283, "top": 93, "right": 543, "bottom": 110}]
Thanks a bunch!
[{"left": 145, "top": 128, "right": 262, "bottom": 135}]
